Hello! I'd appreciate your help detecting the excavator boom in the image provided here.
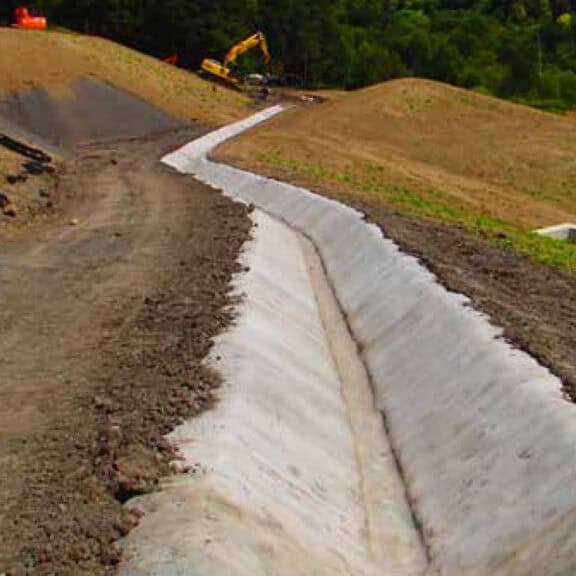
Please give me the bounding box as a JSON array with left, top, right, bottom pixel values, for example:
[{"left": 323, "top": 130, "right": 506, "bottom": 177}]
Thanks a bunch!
[
  {"left": 201, "top": 31, "right": 270, "bottom": 87},
  {"left": 223, "top": 31, "right": 270, "bottom": 67},
  {"left": 200, "top": 58, "right": 239, "bottom": 85}
]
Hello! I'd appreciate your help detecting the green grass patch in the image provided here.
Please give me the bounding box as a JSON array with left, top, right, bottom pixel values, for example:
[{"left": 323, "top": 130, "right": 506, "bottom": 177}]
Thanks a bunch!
[
  {"left": 255, "top": 150, "right": 576, "bottom": 276},
  {"left": 510, "top": 96, "right": 572, "bottom": 113}
]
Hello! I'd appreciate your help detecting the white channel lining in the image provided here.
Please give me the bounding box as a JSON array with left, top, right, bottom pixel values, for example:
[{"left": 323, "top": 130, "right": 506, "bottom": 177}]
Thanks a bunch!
[
  {"left": 537, "top": 222, "right": 576, "bottom": 241},
  {"left": 120, "top": 210, "right": 427, "bottom": 576},
  {"left": 160, "top": 107, "right": 576, "bottom": 576}
]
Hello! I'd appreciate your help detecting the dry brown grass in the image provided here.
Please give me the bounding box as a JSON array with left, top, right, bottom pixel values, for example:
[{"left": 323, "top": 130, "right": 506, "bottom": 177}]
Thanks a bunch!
[
  {"left": 0, "top": 29, "right": 250, "bottom": 125},
  {"left": 0, "top": 148, "right": 22, "bottom": 176},
  {"left": 218, "top": 78, "right": 576, "bottom": 229}
]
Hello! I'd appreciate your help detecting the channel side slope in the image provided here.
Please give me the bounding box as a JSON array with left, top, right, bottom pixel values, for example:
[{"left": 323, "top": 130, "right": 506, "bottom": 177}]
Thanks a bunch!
[
  {"left": 120, "top": 210, "right": 427, "bottom": 576},
  {"left": 163, "top": 108, "right": 576, "bottom": 576}
]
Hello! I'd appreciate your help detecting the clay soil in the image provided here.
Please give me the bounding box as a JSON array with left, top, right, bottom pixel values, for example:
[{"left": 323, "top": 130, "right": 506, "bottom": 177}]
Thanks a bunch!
[
  {"left": 218, "top": 78, "right": 576, "bottom": 229},
  {"left": 0, "top": 148, "right": 59, "bottom": 229},
  {"left": 0, "top": 128, "right": 252, "bottom": 574}
]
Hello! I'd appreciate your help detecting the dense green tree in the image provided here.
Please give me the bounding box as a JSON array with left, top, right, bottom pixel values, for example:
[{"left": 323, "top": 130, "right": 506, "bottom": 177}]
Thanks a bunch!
[{"left": 18, "top": 0, "right": 576, "bottom": 108}]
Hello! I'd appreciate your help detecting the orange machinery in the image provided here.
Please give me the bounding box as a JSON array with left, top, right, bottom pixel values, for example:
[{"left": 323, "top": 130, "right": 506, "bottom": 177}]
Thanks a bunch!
[
  {"left": 13, "top": 6, "right": 47, "bottom": 30},
  {"left": 201, "top": 31, "right": 271, "bottom": 86}
]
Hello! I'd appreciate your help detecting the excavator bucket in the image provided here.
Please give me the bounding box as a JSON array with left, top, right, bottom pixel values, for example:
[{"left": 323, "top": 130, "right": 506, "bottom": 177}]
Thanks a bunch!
[{"left": 200, "top": 59, "right": 239, "bottom": 85}]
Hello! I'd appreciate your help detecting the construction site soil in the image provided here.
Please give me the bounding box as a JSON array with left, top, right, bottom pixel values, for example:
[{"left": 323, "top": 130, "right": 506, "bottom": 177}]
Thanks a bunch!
[
  {"left": 219, "top": 79, "right": 576, "bottom": 229},
  {"left": 0, "top": 78, "right": 183, "bottom": 151},
  {"left": 0, "top": 160, "right": 57, "bottom": 229},
  {"left": 2, "top": 34, "right": 576, "bottom": 572},
  {"left": 0, "top": 29, "right": 249, "bottom": 125},
  {"left": 0, "top": 126, "right": 251, "bottom": 573}
]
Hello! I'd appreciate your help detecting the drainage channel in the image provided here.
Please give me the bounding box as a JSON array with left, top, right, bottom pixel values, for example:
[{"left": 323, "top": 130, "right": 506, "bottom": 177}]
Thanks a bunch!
[
  {"left": 122, "top": 107, "right": 576, "bottom": 576},
  {"left": 119, "top": 208, "right": 428, "bottom": 575},
  {"left": 300, "top": 228, "right": 429, "bottom": 574}
]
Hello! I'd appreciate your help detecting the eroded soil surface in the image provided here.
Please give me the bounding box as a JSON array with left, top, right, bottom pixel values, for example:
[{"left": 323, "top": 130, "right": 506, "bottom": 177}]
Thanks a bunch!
[{"left": 0, "top": 128, "right": 251, "bottom": 574}]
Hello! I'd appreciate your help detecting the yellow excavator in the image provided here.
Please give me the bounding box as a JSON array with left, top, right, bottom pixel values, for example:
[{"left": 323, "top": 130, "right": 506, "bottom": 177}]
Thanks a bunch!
[{"left": 201, "top": 31, "right": 271, "bottom": 87}]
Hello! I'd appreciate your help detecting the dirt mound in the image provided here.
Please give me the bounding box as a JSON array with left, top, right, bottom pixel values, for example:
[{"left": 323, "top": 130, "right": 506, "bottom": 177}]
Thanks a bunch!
[
  {"left": 1, "top": 77, "right": 184, "bottom": 149},
  {"left": 0, "top": 29, "right": 249, "bottom": 126},
  {"left": 0, "top": 27, "right": 251, "bottom": 224},
  {"left": 219, "top": 78, "right": 576, "bottom": 229},
  {"left": 0, "top": 76, "right": 184, "bottom": 231}
]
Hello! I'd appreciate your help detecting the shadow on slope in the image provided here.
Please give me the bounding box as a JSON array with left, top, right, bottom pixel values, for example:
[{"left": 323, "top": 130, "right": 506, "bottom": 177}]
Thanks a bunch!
[{"left": 0, "top": 78, "right": 185, "bottom": 152}]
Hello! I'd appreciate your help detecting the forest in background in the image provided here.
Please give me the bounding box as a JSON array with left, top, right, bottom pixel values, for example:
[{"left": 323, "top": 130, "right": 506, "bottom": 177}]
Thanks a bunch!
[{"left": 4, "top": 0, "right": 576, "bottom": 109}]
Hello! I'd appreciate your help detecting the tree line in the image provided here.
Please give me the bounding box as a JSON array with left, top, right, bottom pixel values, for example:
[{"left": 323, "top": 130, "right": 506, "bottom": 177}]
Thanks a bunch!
[{"left": 7, "top": 0, "right": 576, "bottom": 108}]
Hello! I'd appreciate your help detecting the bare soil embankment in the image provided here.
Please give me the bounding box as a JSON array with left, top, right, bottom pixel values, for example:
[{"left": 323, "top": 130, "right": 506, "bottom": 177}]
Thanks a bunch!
[
  {"left": 0, "top": 29, "right": 249, "bottom": 126},
  {"left": 0, "top": 26, "right": 250, "bottom": 234},
  {"left": 0, "top": 135, "right": 61, "bottom": 234},
  {"left": 218, "top": 78, "right": 576, "bottom": 228},
  {"left": 0, "top": 128, "right": 252, "bottom": 576},
  {"left": 0, "top": 30, "right": 254, "bottom": 575}
]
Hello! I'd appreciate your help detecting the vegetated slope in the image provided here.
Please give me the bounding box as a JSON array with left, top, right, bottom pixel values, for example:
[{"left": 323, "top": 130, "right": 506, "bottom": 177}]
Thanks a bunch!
[
  {"left": 219, "top": 78, "right": 576, "bottom": 231},
  {"left": 0, "top": 29, "right": 249, "bottom": 125}
]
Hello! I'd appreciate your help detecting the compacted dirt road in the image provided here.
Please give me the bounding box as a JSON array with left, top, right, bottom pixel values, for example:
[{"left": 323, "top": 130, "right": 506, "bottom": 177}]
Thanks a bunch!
[{"left": 0, "top": 128, "right": 251, "bottom": 574}]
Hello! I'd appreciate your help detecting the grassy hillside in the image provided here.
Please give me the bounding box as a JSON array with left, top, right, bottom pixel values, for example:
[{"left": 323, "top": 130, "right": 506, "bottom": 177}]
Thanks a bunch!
[
  {"left": 217, "top": 78, "right": 576, "bottom": 274},
  {"left": 0, "top": 29, "right": 250, "bottom": 126}
]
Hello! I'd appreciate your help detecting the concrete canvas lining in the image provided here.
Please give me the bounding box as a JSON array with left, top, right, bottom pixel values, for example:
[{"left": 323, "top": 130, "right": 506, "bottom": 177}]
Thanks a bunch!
[
  {"left": 120, "top": 209, "right": 427, "bottom": 576},
  {"left": 140, "top": 108, "right": 576, "bottom": 576},
  {"left": 537, "top": 222, "right": 576, "bottom": 242}
]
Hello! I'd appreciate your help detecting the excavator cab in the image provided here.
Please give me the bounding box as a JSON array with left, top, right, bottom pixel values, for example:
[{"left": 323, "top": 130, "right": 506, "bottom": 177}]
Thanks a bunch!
[{"left": 201, "top": 31, "right": 271, "bottom": 88}]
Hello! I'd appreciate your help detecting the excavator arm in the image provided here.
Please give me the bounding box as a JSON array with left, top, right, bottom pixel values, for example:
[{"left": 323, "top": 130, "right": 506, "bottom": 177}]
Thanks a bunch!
[
  {"left": 223, "top": 31, "right": 270, "bottom": 68},
  {"left": 201, "top": 31, "right": 271, "bottom": 87}
]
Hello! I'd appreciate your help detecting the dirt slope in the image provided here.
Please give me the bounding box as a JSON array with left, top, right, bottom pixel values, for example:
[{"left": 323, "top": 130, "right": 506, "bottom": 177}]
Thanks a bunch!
[
  {"left": 0, "top": 147, "right": 20, "bottom": 174},
  {"left": 0, "top": 24, "right": 251, "bottom": 233},
  {"left": 0, "top": 27, "right": 251, "bottom": 232},
  {"left": 0, "top": 28, "right": 249, "bottom": 125},
  {"left": 219, "top": 78, "right": 576, "bottom": 229},
  {"left": 0, "top": 28, "right": 255, "bottom": 574},
  {"left": 1, "top": 78, "right": 184, "bottom": 149},
  {"left": 0, "top": 128, "right": 252, "bottom": 575}
]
